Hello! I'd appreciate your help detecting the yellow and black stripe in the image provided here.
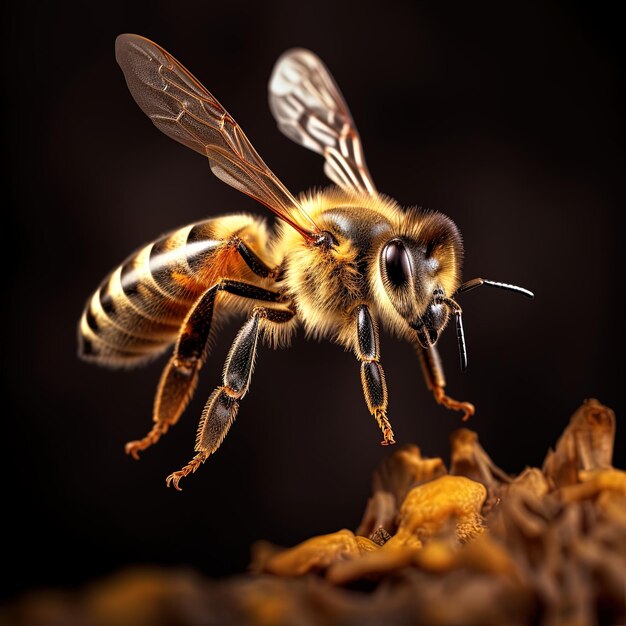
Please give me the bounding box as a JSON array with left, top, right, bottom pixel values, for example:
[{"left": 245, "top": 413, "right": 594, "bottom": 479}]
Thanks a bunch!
[{"left": 78, "top": 214, "right": 271, "bottom": 367}]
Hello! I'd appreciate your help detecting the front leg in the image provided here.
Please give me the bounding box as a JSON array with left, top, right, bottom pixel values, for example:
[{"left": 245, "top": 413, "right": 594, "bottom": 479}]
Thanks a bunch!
[
  {"left": 353, "top": 304, "right": 395, "bottom": 445},
  {"left": 416, "top": 343, "right": 474, "bottom": 421}
]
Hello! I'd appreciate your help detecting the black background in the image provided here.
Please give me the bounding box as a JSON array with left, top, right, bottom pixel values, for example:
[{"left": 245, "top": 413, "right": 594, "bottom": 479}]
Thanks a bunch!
[{"left": 2, "top": 1, "right": 623, "bottom": 599}]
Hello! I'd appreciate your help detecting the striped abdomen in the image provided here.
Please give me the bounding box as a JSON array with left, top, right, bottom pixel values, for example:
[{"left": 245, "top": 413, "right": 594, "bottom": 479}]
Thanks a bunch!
[{"left": 79, "top": 214, "right": 271, "bottom": 367}]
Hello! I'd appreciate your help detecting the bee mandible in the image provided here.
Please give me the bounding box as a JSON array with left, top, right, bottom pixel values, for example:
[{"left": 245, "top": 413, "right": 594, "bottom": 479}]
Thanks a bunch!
[{"left": 79, "top": 35, "right": 533, "bottom": 489}]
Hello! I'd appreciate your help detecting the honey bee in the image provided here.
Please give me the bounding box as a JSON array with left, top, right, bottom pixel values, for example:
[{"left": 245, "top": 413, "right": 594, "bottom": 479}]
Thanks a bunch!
[{"left": 79, "top": 34, "right": 533, "bottom": 490}]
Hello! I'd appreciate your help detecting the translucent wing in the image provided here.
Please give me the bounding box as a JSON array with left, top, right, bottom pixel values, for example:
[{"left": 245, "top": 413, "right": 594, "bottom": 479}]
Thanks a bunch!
[
  {"left": 269, "top": 48, "right": 377, "bottom": 195},
  {"left": 115, "top": 34, "right": 320, "bottom": 241}
]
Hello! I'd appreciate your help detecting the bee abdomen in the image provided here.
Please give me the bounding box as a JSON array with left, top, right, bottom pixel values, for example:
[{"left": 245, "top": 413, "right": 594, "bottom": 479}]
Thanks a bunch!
[{"left": 78, "top": 214, "right": 270, "bottom": 367}]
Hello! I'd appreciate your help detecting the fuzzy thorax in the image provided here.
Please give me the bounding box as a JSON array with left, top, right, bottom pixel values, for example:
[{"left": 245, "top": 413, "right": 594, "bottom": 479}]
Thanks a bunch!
[{"left": 274, "top": 188, "right": 464, "bottom": 348}]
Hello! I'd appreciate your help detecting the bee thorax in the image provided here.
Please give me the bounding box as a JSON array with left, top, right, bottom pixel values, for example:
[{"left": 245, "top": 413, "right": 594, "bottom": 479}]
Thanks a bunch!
[{"left": 279, "top": 202, "right": 397, "bottom": 339}]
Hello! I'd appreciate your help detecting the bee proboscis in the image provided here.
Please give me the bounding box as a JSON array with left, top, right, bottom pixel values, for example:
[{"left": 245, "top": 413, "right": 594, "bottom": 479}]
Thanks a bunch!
[{"left": 79, "top": 35, "right": 533, "bottom": 489}]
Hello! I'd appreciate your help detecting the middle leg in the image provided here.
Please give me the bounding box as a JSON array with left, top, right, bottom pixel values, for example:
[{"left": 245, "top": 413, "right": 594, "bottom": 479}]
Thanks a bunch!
[{"left": 353, "top": 304, "right": 395, "bottom": 445}]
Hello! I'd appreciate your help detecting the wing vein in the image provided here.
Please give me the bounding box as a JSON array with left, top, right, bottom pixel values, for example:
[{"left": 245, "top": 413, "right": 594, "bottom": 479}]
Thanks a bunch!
[
  {"left": 269, "top": 48, "right": 377, "bottom": 195},
  {"left": 116, "top": 34, "right": 320, "bottom": 240}
]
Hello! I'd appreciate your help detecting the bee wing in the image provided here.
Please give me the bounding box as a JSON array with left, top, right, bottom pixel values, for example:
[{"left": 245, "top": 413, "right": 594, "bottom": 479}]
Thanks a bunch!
[
  {"left": 269, "top": 49, "right": 377, "bottom": 196},
  {"left": 115, "top": 34, "right": 320, "bottom": 241}
]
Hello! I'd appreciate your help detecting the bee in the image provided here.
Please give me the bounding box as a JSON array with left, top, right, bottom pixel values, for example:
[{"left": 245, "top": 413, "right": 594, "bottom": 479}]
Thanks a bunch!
[{"left": 79, "top": 34, "right": 533, "bottom": 490}]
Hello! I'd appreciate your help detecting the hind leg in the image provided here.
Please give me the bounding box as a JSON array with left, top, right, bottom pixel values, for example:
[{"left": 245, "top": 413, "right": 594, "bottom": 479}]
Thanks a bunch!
[
  {"left": 166, "top": 307, "right": 294, "bottom": 490},
  {"left": 125, "top": 278, "right": 282, "bottom": 458}
]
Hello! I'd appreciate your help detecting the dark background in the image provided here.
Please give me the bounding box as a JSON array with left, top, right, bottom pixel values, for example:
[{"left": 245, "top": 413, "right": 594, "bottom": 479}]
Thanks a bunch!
[{"left": 2, "top": 1, "right": 623, "bottom": 599}]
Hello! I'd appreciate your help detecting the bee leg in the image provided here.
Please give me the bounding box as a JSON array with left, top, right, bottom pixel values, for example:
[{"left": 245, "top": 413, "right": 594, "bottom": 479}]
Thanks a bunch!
[
  {"left": 125, "top": 280, "right": 282, "bottom": 459},
  {"left": 416, "top": 343, "right": 475, "bottom": 421},
  {"left": 166, "top": 306, "right": 294, "bottom": 490},
  {"left": 354, "top": 304, "right": 395, "bottom": 445},
  {"left": 233, "top": 237, "right": 276, "bottom": 278}
]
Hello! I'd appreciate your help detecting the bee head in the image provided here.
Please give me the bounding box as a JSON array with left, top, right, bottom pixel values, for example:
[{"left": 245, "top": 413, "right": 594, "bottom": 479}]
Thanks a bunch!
[{"left": 379, "top": 211, "right": 463, "bottom": 347}]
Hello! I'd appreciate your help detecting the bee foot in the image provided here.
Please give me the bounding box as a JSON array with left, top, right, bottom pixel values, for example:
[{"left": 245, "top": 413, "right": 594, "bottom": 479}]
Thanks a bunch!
[
  {"left": 433, "top": 388, "right": 475, "bottom": 421},
  {"left": 381, "top": 431, "right": 396, "bottom": 446},
  {"left": 165, "top": 453, "right": 207, "bottom": 490},
  {"left": 124, "top": 424, "right": 169, "bottom": 460},
  {"left": 461, "top": 407, "right": 474, "bottom": 422},
  {"left": 165, "top": 471, "right": 186, "bottom": 491},
  {"left": 125, "top": 439, "right": 152, "bottom": 460}
]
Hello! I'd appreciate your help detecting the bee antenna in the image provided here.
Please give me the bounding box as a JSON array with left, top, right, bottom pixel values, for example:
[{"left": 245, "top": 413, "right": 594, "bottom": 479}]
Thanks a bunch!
[
  {"left": 454, "top": 278, "right": 534, "bottom": 298},
  {"left": 442, "top": 297, "right": 468, "bottom": 372}
]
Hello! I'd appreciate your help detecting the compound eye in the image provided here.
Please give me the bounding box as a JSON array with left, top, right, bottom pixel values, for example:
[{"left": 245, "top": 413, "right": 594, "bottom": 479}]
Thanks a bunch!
[{"left": 383, "top": 239, "right": 412, "bottom": 287}]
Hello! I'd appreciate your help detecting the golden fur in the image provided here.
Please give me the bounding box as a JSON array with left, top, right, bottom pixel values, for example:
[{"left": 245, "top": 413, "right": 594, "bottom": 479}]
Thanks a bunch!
[{"left": 273, "top": 187, "right": 463, "bottom": 351}]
